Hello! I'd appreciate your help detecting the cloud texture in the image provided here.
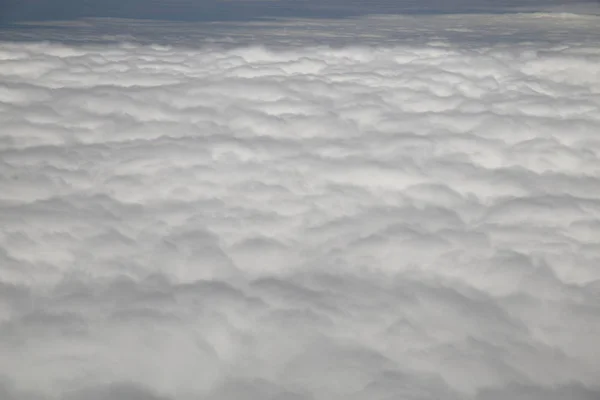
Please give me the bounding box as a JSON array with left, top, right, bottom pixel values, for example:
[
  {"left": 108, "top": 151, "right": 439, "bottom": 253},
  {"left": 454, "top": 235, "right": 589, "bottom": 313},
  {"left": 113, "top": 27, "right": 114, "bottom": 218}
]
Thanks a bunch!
[{"left": 1, "top": 20, "right": 600, "bottom": 399}]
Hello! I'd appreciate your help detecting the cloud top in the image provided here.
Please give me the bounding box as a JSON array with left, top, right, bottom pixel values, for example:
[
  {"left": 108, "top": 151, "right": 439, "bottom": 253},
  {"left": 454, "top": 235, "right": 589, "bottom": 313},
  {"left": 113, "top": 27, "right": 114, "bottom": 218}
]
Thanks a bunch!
[{"left": 1, "top": 28, "right": 600, "bottom": 400}]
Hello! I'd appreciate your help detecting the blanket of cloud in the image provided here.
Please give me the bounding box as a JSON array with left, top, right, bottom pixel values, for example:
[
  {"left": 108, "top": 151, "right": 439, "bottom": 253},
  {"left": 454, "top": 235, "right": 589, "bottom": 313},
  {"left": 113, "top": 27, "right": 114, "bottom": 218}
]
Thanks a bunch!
[{"left": 2, "top": 13, "right": 600, "bottom": 400}]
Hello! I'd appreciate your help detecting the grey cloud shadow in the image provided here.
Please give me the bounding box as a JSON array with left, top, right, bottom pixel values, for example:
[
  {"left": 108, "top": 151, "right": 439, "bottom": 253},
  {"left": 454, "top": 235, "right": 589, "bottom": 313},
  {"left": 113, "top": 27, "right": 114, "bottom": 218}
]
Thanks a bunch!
[
  {"left": 477, "top": 382, "right": 600, "bottom": 400},
  {"left": 63, "top": 382, "right": 170, "bottom": 400}
]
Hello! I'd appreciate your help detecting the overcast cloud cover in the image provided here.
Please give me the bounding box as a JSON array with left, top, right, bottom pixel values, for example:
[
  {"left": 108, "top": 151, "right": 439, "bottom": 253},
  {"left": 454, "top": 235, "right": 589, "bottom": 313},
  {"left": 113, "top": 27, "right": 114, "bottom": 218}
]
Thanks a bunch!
[{"left": 1, "top": 6, "right": 600, "bottom": 400}]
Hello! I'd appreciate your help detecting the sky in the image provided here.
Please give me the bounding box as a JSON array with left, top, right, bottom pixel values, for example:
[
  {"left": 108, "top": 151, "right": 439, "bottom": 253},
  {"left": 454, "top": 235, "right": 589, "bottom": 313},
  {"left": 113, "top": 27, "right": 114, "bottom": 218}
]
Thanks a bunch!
[
  {"left": 1, "top": 1, "right": 600, "bottom": 400},
  {"left": 1, "top": 0, "right": 599, "bottom": 22}
]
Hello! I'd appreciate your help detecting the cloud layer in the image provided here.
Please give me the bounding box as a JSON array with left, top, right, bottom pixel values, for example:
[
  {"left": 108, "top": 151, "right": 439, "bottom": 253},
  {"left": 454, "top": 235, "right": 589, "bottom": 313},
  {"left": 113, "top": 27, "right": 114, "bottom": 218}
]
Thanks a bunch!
[{"left": 1, "top": 23, "right": 600, "bottom": 399}]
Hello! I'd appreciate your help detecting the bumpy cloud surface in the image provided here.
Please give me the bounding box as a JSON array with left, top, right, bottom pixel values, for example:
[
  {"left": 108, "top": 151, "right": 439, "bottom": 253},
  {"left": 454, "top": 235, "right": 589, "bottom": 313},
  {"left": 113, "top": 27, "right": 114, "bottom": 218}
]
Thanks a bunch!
[{"left": 1, "top": 19, "right": 600, "bottom": 400}]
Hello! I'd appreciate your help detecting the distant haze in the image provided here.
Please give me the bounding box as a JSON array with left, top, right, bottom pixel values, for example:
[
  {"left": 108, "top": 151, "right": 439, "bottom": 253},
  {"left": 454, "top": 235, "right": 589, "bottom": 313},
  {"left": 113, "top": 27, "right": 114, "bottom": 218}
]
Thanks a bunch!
[{"left": 1, "top": 0, "right": 599, "bottom": 22}]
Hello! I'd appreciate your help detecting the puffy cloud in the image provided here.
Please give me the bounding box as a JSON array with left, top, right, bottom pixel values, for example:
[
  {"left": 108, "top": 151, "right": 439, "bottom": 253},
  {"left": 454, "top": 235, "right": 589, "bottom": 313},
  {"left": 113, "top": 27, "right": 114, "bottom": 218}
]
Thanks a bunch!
[{"left": 1, "top": 16, "right": 600, "bottom": 400}]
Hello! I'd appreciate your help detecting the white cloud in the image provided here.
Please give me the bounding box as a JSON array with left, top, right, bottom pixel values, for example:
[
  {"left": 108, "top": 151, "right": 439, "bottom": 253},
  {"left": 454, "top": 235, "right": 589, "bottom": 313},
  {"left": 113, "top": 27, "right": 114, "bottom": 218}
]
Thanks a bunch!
[{"left": 1, "top": 14, "right": 600, "bottom": 400}]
